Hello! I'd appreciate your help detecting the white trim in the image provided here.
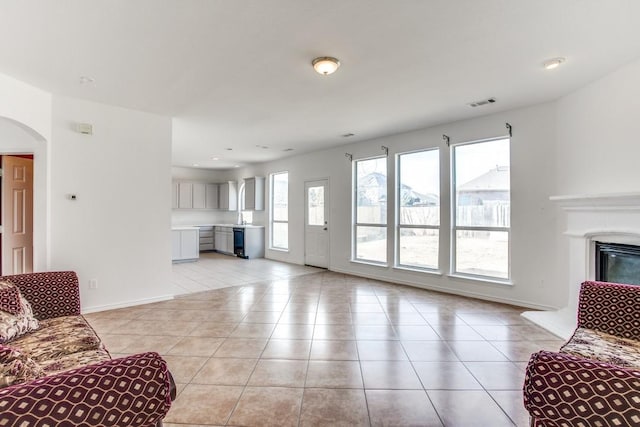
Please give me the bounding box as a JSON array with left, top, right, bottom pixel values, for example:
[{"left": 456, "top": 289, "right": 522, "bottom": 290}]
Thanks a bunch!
[{"left": 81, "top": 294, "right": 174, "bottom": 314}]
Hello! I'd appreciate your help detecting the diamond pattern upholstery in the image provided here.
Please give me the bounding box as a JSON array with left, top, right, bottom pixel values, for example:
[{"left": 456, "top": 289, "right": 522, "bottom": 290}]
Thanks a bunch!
[
  {"left": 0, "top": 271, "right": 81, "bottom": 320},
  {"left": 524, "top": 281, "right": 640, "bottom": 427}
]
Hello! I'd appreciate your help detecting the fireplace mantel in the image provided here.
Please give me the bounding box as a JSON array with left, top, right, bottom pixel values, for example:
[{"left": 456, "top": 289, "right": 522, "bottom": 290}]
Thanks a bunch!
[
  {"left": 549, "top": 192, "right": 640, "bottom": 209},
  {"left": 522, "top": 192, "right": 640, "bottom": 339}
]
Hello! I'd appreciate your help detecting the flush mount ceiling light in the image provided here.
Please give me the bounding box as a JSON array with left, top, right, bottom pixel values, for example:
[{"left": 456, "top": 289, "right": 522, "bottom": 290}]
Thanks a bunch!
[
  {"left": 312, "top": 57, "right": 340, "bottom": 75},
  {"left": 543, "top": 57, "right": 566, "bottom": 70}
]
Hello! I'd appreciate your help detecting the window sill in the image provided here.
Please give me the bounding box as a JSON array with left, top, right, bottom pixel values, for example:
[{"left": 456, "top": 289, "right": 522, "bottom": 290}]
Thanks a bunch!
[
  {"left": 393, "top": 266, "right": 443, "bottom": 276},
  {"left": 350, "top": 259, "right": 388, "bottom": 268},
  {"left": 447, "top": 273, "right": 514, "bottom": 286},
  {"left": 269, "top": 247, "right": 289, "bottom": 253}
]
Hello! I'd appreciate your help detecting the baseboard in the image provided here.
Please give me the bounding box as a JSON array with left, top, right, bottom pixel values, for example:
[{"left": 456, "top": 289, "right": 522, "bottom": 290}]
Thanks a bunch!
[
  {"left": 329, "top": 266, "right": 556, "bottom": 311},
  {"left": 81, "top": 294, "right": 174, "bottom": 314}
]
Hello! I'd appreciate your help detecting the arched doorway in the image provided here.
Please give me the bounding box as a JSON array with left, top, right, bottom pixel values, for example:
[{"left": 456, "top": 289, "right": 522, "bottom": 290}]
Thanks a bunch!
[{"left": 0, "top": 117, "right": 47, "bottom": 275}]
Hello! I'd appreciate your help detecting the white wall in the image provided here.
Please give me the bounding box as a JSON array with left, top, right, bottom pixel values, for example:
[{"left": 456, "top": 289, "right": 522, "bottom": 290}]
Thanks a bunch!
[
  {"left": 556, "top": 58, "right": 640, "bottom": 195},
  {"left": 49, "top": 96, "right": 173, "bottom": 312},
  {"left": 228, "top": 102, "right": 560, "bottom": 310}
]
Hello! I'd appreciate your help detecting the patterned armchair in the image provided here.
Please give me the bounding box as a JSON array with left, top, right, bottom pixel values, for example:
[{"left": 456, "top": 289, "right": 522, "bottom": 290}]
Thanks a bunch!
[
  {"left": 523, "top": 281, "right": 640, "bottom": 427},
  {"left": 0, "top": 271, "right": 175, "bottom": 426}
]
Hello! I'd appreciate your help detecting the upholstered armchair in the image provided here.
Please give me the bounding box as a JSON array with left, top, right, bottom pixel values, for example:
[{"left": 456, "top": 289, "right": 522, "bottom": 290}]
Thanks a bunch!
[
  {"left": 0, "top": 271, "right": 175, "bottom": 426},
  {"left": 523, "top": 281, "right": 640, "bottom": 426}
]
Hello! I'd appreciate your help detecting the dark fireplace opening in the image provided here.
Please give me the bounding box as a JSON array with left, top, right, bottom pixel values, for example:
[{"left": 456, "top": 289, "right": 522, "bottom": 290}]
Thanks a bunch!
[{"left": 595, "top": 241, "right": 640, "bottom": 285}]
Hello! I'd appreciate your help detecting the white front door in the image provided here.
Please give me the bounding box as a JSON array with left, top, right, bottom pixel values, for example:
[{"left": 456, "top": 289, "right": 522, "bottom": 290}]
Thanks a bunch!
[{"left": 304, "top": 179, "right": 329, "bottom": 268}]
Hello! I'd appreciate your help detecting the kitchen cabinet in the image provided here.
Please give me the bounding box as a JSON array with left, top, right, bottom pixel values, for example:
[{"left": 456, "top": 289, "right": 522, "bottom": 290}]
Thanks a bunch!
[
  {"left": 198, "top": 226, "right": 214, "bottom": 251},
  {"left": 178, "top": 182, "right": 193, "bottom": 209},
  {"left": 192, "top": 183, "right": 206, "bottom": 209},
  {"left": 172, "top": 228, "right": 199, "bottom": 262},
  {"left": 244, "top": 177, "right": 265, "bottom": 211},
  {"left": 171, "top": 182, "right": 179, "bottom": 209},
  {"left": 205, "top": 183, "right": 219, "bottom": 209},
  {"left": 214, "top": 226, "right": 234, "bottom": 254},
  {"left": 219, "top": 181, "right": 237, "bottom": 211}
]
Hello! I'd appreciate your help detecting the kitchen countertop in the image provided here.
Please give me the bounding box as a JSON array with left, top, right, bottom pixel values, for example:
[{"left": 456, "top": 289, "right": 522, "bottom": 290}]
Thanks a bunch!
[{"left": 171, "top": 226, "right": 200, "bottom": 231}]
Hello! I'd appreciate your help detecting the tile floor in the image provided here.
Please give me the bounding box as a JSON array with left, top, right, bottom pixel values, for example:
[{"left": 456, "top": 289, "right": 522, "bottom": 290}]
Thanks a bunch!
[{"left": 85, "top": 255, "right": 563, "bottom": 426}]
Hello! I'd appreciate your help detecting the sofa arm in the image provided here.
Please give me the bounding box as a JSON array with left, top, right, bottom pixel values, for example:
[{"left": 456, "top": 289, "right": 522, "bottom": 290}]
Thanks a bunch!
[
  {"left": 0, "top": 271, "right": 80, "bottom": 320},
  {"left": 578, "top": 280, "right": 640, "bottom": 340},
  {"left": 0, "top": 352, "right": 173, "bottom": 426},
  {"left": 524, "top": 350, "right": 640, "bottom": 427}
]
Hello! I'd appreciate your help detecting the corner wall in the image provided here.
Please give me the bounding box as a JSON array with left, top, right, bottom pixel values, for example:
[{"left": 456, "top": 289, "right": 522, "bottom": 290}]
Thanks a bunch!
[{"left": 49, "top": 96, "right": 173, "bottom": 312}]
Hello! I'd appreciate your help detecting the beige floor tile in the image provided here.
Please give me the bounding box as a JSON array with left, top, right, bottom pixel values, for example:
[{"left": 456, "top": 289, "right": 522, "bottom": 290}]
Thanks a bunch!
[
  {"left": 305, "top": 360, "right": 363, "bottom": 388},
  {"left": 192, "top": 357, "right": 258, "bottom": 385},
  {"left": 247, "top": 359, "right": 308, "bottom": 387},
  {"left": 366, "top": 390, "right": 443, "bottom": 426},
  {"left": 164, "top": 384, "right": 243, "bottom": 425},
  {"left": 188, "top": 322, "right": 239, "bottom": 338},
  {"left": 262, "top": 339, "right": 312, "bottom": 359},
  {"left": 360, "top": 361, "right": 422, "bottom": 389},
  {"left": 167, "top": 336, "right": 225, "bottom": 357},
  {"left": 413, "top": 361, "right": 482, "bottom": 390},
  {"left": 357, "top": 340, "right": 408, "bottom": 361},
  {"left": 428, "top": 390, "right": 514, "bottom": 426},
  {"left": 489, "top": 390, "right": 531, "bottom": 427},
  {"left": 464, "top": 361, "right": 526, "bottom": 390},
  {"left": 299, "top": 388, "right": 369, "bottom": 427},
  {"left": 229, "top": 322, "right": 276, "bottom": 338},
  {"left": 401, "top": 341, "right": 459, "bottom": 361},
  {"left": 310, "top": 340, "right": 359, "bottom": 360},
  {"left": 227, "top": 387, "right": 304, "bottom": 427},
  {"left": 162, "top": 355, "right": 208, "bottom": 384},
  {"left": 213, "top": 338, "right": 268, "bottom": 358}
]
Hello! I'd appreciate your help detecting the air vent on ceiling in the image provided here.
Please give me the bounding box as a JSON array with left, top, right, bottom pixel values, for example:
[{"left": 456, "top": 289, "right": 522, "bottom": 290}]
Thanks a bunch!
[{"left": 468, "top": 97, "right": 496, "bottom": 108}]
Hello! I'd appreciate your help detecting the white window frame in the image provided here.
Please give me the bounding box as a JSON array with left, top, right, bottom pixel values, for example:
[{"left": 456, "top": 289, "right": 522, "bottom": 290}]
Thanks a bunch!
[
  {"left": 395, "top": 147, "right": 440, "bottom": 271},
  {"left": 450, "top": 137, "right": 511, "bottom": 282},
  {"left": 270, "top": 171, "right": 289, "bottom": 251},
  {"left": 352, "top": 156, "right": 388, "bottom": 265}
]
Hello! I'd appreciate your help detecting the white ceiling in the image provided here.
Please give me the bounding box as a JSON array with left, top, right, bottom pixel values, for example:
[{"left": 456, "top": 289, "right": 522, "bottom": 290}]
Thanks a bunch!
[{"left": 1, "top": 1, "right": 639, "bottom": 169}]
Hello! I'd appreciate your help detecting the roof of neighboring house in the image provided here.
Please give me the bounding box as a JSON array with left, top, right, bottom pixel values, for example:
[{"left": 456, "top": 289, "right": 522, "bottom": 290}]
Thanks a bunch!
[{"left": 459, "top": 166, "right": 509, "bottom": 192}]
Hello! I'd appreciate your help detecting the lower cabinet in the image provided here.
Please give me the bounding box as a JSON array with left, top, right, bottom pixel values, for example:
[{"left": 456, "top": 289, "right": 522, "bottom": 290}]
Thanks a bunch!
[
  {"left": 198, "top": 226, "right": 214, "bottom": 251},
  {"left": 214, "top": 227, "right": 234, "bottom": 254},
  {"left": 172, "top": 228, "right": 199, "bottom": 262}
]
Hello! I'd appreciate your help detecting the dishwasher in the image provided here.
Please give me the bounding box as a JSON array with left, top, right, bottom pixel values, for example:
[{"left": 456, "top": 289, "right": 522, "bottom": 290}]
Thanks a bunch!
[{"left": 233, "top": 228, "right": 247, "bottom": 258}]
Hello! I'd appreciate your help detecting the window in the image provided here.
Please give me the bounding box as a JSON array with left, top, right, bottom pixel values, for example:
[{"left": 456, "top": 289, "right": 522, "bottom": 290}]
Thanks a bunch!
[
  {"left": 452, "top": 138, "right": 510, "bottom": 280},
  {"left": 396, "top": 149, "right": 440, "bottom": 269},
  {"left": 354, "top": 157, "right": 387, "bottom": 263},
  {"left": 270, "top": 171, "right": 288, "bottom": 250}
]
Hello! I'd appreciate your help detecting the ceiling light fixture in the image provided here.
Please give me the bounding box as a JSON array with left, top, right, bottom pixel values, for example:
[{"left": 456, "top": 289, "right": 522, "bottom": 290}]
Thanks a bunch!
[
  {"left": 543, "top": 57, "right": 566, "bottom": 70},
  {"left": 211, "top": 157, "right": 219, "bottom": 161},
  {"left": 79, "top": 76, "right": 95, "bottom": 85},
  {"left": 312, "top": 57, "right": 340, "bottom": 75}
]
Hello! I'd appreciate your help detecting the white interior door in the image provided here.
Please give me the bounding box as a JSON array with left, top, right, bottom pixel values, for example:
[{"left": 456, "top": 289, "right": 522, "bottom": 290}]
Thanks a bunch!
[
  {"left": 305, "top": 179, "right": 329, "bottom": 268},
  {"left": 1, "top": 155, "right": 34, "bottom": 275}
]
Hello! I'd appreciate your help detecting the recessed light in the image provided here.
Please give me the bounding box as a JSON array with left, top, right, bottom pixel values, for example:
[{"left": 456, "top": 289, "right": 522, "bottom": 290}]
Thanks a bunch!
[
  {"left": 211, "top": 157, "right": 219, "bottom": 161},
  {"left": 192, "top": 163, "right": 200, "bottom": 167},
  {"left": 543, "top": 57, "right": 566, "bottom": 70},
  {"left": 234, "top": 165, "right": 240, "bottom": 168},
  {"left": 79, "top": 76, "right": 95, "bottom": 85}
]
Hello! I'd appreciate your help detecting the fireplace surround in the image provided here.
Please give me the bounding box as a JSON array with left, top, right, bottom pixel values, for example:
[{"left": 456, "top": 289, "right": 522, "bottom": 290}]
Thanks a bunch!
[{"left": 522, "top": 192, "right": 640, "bottom": 339}]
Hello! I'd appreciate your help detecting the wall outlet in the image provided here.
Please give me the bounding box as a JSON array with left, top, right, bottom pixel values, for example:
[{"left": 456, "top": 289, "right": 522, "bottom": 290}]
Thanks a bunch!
[{"left": 88, "top": 279, "right": 98, "bottom": 290}]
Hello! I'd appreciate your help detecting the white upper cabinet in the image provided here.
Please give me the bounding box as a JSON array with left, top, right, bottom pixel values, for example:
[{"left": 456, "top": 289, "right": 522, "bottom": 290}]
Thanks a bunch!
[
  {"left": 244, "top": 177, "right": 265, "bottom": 211},
  {"left": 205, "top": 183, "right": 219, "bottom": 209},
  {"left": 178, "top": 182, "right": 193, "bottom": 209},
  {"left": 173, "top": 181, "right": 220, "bottom": 209},
  {"left": 219, "top": 181, "right": 237, "bottom": 211},
  {"left": 192, "top": 183, "right": 206, "bottom": 209}
]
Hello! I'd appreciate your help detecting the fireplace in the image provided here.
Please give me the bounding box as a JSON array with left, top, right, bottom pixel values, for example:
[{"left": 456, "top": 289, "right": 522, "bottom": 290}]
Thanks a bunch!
[
  {"left": 522, "top": 192, "right": 640, "bottom": 339},
  {"left": 595, "top": 241, "right": 640, "bottom": 285}
]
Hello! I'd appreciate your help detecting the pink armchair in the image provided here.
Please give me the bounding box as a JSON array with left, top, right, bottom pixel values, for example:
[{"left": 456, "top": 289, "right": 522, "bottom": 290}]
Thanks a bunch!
[
  {"left": 523, "top": 281, "right": 640, "bottom": 426},
  {"left": 0, "top": 271, "right": 175, "bottom": 426}
]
